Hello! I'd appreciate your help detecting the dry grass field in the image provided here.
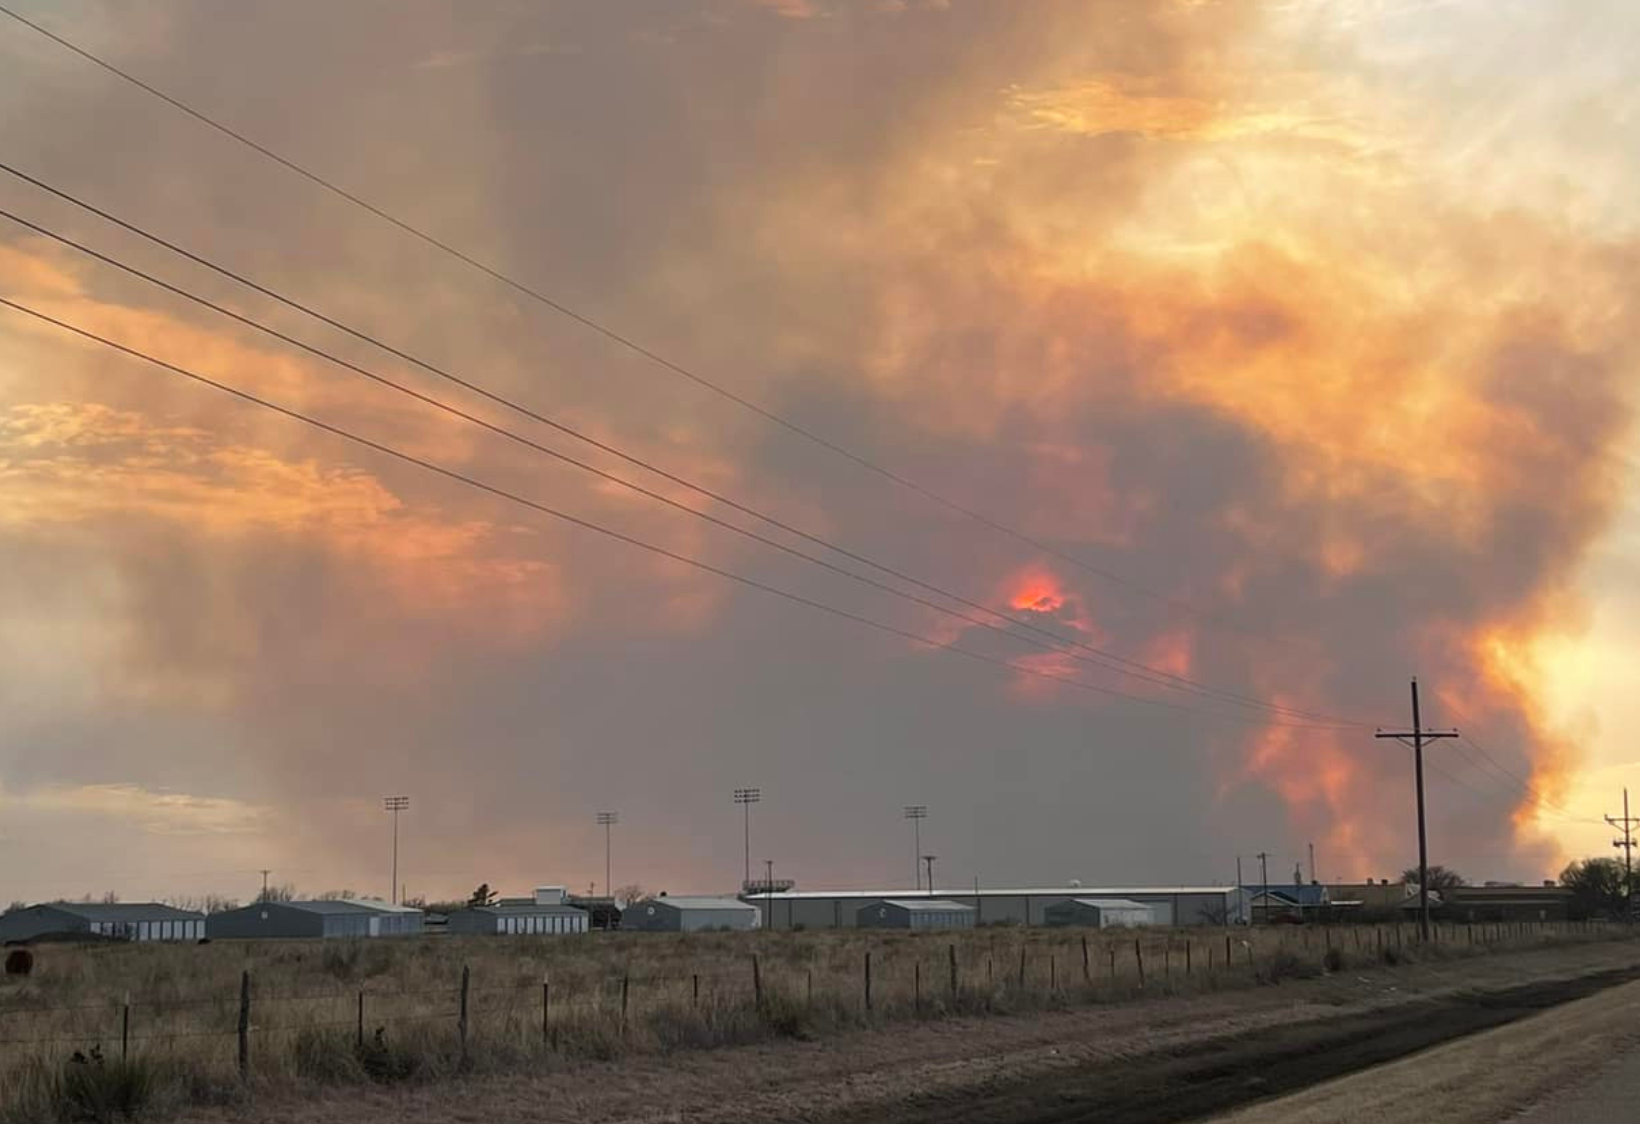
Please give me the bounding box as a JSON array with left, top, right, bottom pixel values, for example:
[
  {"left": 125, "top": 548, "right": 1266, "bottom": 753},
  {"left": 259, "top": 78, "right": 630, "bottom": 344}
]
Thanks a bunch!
[{"left": 0, "top": 919, "right": 1614, "bottom": 1122}]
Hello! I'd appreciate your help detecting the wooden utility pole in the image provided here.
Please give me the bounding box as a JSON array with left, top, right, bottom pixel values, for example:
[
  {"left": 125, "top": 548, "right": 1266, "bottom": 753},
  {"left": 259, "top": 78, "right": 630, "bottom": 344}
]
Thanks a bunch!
[
  {"left": 1377, "top": 678, "right": 1458, "bottom": 942},
  {"left": 1606, "top": 788, "right": 1639, "bottom": 918}
]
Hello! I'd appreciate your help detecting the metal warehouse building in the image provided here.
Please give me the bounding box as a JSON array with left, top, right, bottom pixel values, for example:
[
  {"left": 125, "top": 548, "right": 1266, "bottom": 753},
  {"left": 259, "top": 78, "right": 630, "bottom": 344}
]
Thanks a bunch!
[
  {"left": 751, "top": 887, "right": 1248, "bottom": 930},
  {"left": 857, "top": 899, "right": 975, "bottom": 930},
  {"left": 446, "top": 888, "right": 588, "bottom": 936},
  {"left": 206, "top": 899, "right": 422, "bottom": 940},
  {"left": 1044, "top": 898, "right": 1156, "bottom": 929},
  {"left": 625, "top": 896, "right": 760, "bottom": 932},
  {"left": 0, "top": 903, "right": 205, "bottom": 944}
]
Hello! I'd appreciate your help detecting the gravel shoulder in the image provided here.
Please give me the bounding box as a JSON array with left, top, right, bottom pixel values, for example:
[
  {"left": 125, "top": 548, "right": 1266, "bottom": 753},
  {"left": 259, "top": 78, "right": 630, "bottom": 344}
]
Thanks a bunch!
[{"left": 174, "top": 939, "right": 1640, "bottom": 1124}]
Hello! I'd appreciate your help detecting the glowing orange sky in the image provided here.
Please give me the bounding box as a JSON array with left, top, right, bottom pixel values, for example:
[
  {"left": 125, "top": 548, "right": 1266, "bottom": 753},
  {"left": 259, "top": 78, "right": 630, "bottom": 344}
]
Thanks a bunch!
[{"left": 0, "top": 0, "right": 1636, "bottom": 902}]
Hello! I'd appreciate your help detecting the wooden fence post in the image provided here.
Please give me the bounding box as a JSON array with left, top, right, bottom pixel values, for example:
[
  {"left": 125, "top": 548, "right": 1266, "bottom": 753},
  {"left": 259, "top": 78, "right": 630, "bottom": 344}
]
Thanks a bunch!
[
  {"left": 356, "top": 990, "right": 365, "bottom": 1049},
  {"left": 1108, "top": 946, "right": 1116, "bottom": 982},
  {"left": 458, "top": 965, "right": 470, "bottom": 1062},
  {"left": 1082, "top": 936, "right": 1090, "bottom": 984},
  {"left": 1186, "top": 941, "right": 1192, "bottom": 976},
  {"left": 693, "top": 973, "right": 700, "bottom": 1008},
  {"left": 237, "top": 970, "right": 250, "bottom": 1080},
  {"left": 752, "top": 955, "right": 762, "bottom": 1010},
  {"left": 1050, "top": 955, "right": 1057, "bottom": 991},
  {"left": 542, "top": 980, "right": 551, "bottom": 1047},
  {"left": 915, "top": 961, "right": 922, "bottom": 1013},
  {"left": 1135, "top": 940, "right": 1145, "bottom": 988},
  {"left": 621, "top": 973, "right": 630, "bottom": 1035},
  {"left": 1018, "top": 945, "right": 1027, "bottom": 989},
  {"left": 121, "top": 999, "right": 130, "bottom": 1061},
  {"left": 864, "top": 951, "right": 873, "bottom": 1013},
  {"left": 987, "top": 956, "right": 993, "bottom": 987},
  {"left": 949, "top": 944, "right": 959, "bottom": 999},
  {"left": 1224, "top": 933, "right": 1232, "bottom": 967}
]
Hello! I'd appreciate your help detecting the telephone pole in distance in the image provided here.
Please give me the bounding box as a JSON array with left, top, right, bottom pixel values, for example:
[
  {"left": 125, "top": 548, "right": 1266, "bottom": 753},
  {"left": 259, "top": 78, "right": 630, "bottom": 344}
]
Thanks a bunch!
[
  {"left": 1376, "top": 677, "right": 1458, "bottom": 943},
  {"left": 1606, "top": 788, "right": 1638, "bottom": 918}
]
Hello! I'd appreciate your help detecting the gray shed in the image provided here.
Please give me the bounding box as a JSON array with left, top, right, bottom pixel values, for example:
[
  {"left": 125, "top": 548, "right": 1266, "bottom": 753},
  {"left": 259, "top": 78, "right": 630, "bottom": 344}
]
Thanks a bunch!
[
  {"left": 206, "top": 900, "right": 403, "bottom": 940},
  {"left": 0, "top": 903, "right": 205, "bottom": 944},
  {"left": 625, "top": 896, "right": 760, "bottom": 932},
  {"left": 1043, "top": 898, "right": 1156, "bottom": 929},
  {"left": 856, "top": 899, "right": 976, "bottom": 930},
  {"left": 445, "top": 904, "right": 587, "bottom": 936}
]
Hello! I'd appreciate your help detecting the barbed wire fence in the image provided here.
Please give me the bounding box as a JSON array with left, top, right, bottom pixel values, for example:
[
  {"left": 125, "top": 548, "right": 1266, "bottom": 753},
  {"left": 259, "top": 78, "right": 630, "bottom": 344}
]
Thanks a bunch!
[{"left": 0, "top": 918, "right": 1619, "bottom": 1079}]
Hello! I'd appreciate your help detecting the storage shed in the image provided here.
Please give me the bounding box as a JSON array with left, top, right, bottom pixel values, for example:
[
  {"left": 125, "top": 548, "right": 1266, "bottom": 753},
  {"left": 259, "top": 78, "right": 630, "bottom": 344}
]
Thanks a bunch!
[
  {"left": 625, "top": 896, "right": 760, "bottom": 932},
  {"left": 445, "top": 903, "right": 588, "bottom": 936},
  {"left": 856, "top": 899, "right": 976, "bottom": 930},
  {"left": 206, "top": 900, "right": 399, "bottom": 940},
  {"left": 0, "top": 903, "right": 205, "bottom": 944},
  {"left": 1044, "top": 898, "right": 1155, "bottom": 929}
]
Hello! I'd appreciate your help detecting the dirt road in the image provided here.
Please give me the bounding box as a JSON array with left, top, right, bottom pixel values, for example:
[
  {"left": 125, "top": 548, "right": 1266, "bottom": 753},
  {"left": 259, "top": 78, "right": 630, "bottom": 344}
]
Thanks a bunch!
[
  {"left": 1207, "top": 976, "right": 1640, "bottom": 1124},
  {"left": 176, "top": 939, "right": 1640, "bottom": 1124}
]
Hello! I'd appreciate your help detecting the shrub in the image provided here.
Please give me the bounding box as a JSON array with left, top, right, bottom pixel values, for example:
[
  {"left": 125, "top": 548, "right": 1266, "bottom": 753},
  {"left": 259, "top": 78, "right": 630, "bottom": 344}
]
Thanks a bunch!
[
  {"left": 1255, "top": 948, "right": 1322, "bottom": 985},
  {"left": 4, "top": 949, "right": 33, "bottom": 977},
  {"left": 56, "top": 1051, "right": 156, "bottom": 1123},
  {"left": 1322, "top": 947, "right": 1346, "bottom": 973}
]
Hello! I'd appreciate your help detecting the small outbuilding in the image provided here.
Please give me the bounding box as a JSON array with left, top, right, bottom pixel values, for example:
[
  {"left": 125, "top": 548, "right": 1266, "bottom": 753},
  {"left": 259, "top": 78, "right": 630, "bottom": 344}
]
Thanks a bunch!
[
  {"left": 0, "top": 903, "right": 205, "bottom": 944},
  {"left": 1043, "top": 898, "right": 1155, "bottom": 929},
  {"left": 206, "top": 900, "right": 412, "bottom": 940},
  {"left": 625, "top": 896, "right": 760, "bottom": 932},
  {"left": 856, "top": 899, "right": 976, "bottom": 931}
]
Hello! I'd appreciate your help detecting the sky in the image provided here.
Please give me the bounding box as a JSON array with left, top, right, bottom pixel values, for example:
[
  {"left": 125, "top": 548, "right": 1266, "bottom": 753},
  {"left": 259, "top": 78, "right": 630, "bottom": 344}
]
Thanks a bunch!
[{"left": 1, "top": 0, "right": 1637, "bottom": 907}]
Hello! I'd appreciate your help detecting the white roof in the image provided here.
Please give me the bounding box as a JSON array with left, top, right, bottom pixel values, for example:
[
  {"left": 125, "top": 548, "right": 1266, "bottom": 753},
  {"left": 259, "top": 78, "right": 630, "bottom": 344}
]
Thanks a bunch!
[
  {"left": 1063, "top": 898, "right": 1152, "bottom": 911},
  {"left": 653, "top": 897, "right": 758, "bottom": 911},
  {"left": 879, "top": 899, "right": 974, "bottom": 912},
  {"left": 759, "top": 886, "right": 1239, "bottom": 901},
  {"left": 340, "top": 899, "right": 423, "bottom": 914}
]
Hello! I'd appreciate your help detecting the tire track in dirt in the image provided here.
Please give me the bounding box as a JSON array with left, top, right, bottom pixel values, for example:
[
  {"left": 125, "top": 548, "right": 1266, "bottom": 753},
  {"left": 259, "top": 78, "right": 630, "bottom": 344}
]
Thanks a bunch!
[{"left": 831, "top": 965, "right": 1640, "bottom": 1124}]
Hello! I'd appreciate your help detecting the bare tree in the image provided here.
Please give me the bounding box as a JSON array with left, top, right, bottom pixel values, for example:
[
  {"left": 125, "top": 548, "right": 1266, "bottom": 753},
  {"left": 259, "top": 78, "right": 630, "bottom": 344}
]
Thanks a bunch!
[
  {"left": 615, "top": 883, "right": 648, "bottom": 907},
  {"left": 257, "top": 883, "right": 297, "bottom": 903}
]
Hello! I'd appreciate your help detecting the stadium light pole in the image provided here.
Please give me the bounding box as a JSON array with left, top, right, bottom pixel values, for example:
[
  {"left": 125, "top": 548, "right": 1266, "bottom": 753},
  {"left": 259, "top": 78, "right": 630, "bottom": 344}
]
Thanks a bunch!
[
  {"left": 923, "top": 854, "right": 937, "bottom": 896},
  {"left": 734, "top": 788, "right": 761, "bottom": 891},
  {"left": 383, "top": 796, "right": 409, "bottom": 904},
  {"left": 596, "top": 812, "right": 618, "bottom": 900},
  {"left": 904, "top": 805, "right": 927, "bottom": 892}
]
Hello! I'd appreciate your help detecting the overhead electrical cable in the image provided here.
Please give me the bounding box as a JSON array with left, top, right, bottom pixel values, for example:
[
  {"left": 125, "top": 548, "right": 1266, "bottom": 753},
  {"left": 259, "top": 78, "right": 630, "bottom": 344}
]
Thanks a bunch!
[
  {"left": 0, "top": 1, "right": 1280, "bottom": 643},
  {"left": 0, "top": 181, "right": 1368, "bottom": 731},
  {"left": 0, "top": 294, "right": 1355, "bottom": 730}
]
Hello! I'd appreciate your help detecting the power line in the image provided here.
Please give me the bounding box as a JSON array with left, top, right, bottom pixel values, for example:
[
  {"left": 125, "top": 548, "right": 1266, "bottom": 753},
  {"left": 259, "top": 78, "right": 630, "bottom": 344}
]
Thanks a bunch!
[
  {"left": 0, "top": 187, "right": 1364, "bottom": 731},
  {"left": 0, "top": 295, "right": 1350, "bottom": 730},
  {"left": 0, "top": 1, "right": 1277, "bottom": 643}
]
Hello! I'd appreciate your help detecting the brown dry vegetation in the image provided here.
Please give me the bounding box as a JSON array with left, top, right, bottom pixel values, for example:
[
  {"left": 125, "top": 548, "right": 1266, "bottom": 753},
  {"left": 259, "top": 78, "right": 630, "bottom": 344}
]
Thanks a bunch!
[{"left": 0, "top": 920, "right": 1613, "bottom": 1122}]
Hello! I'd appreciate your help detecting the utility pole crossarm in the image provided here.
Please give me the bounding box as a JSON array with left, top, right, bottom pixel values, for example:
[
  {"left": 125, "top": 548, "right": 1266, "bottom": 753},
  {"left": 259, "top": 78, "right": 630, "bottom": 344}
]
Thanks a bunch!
[{"left": 1374, "top": 678, "right": 1457, "bottom": 944}]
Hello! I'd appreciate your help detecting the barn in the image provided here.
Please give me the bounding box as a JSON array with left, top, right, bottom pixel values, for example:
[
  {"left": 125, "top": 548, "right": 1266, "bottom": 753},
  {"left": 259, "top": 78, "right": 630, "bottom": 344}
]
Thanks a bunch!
[
  {"left": 206, "top": 900, "right": 421, "bottom": 940},
  {"left": 1043, "top": 899, "right": 1156, "bottom": 928},
  {"left": 624, "top": 896, "right": 760, "bottom": 932},
  {"left": 856, "top": 899, "right": 975, "bottom": 930},
  {"left": 0, "top": 903, "right": 205, "bottom": 944}
]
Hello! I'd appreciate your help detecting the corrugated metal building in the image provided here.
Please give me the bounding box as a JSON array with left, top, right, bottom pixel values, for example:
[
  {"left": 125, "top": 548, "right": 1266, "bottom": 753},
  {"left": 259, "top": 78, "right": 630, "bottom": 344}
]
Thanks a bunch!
[
  {"left": 751, "top": 887, "right": 1249, "bottom": 930},
  {"left": 445, "top": 887, "right": 587, "bottom": 936},
  {"left": 1044, "top": 898, "right": 1155, "bottom": 928},
  {"left": 857, "top": 899, "right": 975, "bottom": 930},
  {"left": 625, "top": 896, "right": 760, "bottom": 932},
  {"left": 206, "top": 900, "right": 412, "bottom": 940},
  {"left": 0, "top": 903, "right": 205, "bottom": 944}
]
